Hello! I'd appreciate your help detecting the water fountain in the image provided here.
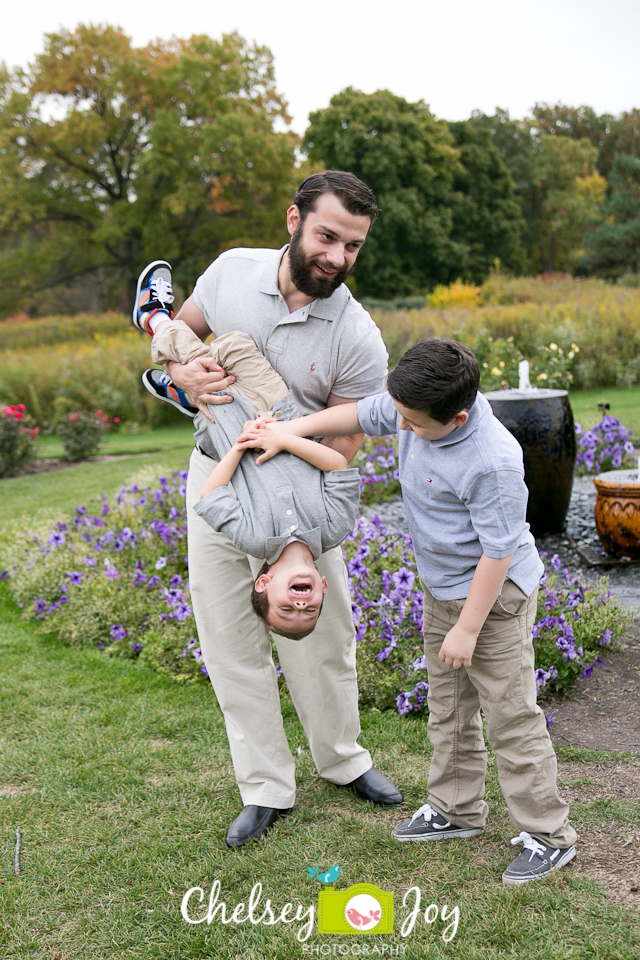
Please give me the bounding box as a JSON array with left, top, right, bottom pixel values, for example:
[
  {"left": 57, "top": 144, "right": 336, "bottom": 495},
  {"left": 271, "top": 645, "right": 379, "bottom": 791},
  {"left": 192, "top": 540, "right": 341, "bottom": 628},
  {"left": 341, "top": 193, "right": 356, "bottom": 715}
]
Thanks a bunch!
[{"left": 484, "top": 362, "right": 577, "bottom": 537}]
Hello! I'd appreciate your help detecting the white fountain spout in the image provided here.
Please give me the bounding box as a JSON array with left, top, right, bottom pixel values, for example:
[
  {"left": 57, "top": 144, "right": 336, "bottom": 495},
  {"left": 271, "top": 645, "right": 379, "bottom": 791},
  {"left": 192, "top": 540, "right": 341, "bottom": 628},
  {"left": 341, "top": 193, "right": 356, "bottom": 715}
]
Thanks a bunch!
[{"left": 518, "top": 360, "right": 532, "bottom": 391}]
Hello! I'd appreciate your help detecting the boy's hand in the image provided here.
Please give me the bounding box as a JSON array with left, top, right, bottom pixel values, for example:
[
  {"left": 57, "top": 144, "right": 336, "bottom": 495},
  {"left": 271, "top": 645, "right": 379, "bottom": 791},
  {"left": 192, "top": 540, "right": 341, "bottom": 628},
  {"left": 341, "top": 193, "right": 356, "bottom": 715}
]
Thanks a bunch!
[
  {"left": 242, "top": 417, "right": 273, "bottom": 433},
  {"left": 236, "top": 423, "right": 286, "bottom": 464},
  {"left": 438, "top": 624, "right": 478, "bottom": 669}
]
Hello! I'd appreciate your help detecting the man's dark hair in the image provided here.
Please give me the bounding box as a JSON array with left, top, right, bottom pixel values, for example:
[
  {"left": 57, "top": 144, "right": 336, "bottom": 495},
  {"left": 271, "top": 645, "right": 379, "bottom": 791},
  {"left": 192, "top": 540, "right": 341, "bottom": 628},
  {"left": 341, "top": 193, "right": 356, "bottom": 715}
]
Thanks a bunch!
[
  {"left": 250, "top": 561, "right": 323, "bottom": 641},
  {"left": 292, "top": 171, "right": 378, "bottom": 224},
  {"left": 386, "top": 337, "right": 480, "bottom": 424}
]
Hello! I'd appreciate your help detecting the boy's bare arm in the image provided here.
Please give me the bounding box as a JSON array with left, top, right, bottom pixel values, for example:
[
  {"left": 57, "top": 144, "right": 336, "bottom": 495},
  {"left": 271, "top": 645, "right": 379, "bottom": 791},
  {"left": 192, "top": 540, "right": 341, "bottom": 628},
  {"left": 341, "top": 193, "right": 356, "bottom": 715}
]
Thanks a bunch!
[
  {"left": 271, "top": 402, "right": 362, "bottom": 441},
  {"left": 320, "top": 394, "right": 365, "bottom": 464},
  {"left": 237, "top": 424, "right": 348, "bottom": 471},
  {"left": 199, "top": 445, "right": 244, "bottom": 498},
  {"left": 438, "top": 553, "right": 514, "bottom": 669}
]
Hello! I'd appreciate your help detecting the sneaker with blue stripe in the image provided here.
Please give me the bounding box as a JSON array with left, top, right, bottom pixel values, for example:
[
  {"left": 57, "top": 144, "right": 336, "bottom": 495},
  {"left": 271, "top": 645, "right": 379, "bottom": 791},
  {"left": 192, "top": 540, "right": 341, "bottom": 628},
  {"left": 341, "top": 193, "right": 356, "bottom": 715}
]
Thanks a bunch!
[
  {"left": 141, "top": 369, "right": 198, "bottom": 418},
  {"left": 132, "top": 261, "right": 175, "bottom": 335}
]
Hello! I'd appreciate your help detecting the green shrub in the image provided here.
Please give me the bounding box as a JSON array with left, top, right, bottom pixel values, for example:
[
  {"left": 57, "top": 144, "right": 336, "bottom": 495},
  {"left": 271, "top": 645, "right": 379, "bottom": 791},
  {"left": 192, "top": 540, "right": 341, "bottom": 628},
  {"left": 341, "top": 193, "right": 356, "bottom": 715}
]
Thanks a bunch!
[
  {"left": 0, "top": 404, "right": 39, "bottom": 477},
  {"left": 55, "top": 408, "right": 114, "bottom": 461}
]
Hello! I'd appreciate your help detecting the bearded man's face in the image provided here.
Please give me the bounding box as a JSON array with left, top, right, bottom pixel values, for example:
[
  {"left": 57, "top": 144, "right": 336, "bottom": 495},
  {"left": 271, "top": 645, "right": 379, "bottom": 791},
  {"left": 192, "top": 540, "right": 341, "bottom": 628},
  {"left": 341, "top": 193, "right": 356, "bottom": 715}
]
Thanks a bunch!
[{"left": 286, "top": 192, "right": 371, "bottom": 300}]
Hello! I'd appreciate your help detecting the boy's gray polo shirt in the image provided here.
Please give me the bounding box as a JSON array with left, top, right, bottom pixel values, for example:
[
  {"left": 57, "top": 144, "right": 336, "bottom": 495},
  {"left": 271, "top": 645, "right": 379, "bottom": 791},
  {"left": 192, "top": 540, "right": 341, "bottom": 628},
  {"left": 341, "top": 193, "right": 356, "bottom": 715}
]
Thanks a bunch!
[
  {"left": 193, "top": 246, "right": 388, "bottom": 413},
  {"left": 357, "top": 391, "right": 543, "bottom": 600},
  {"left": 193, "top": 392, "right": 361, "bottom": 565}
]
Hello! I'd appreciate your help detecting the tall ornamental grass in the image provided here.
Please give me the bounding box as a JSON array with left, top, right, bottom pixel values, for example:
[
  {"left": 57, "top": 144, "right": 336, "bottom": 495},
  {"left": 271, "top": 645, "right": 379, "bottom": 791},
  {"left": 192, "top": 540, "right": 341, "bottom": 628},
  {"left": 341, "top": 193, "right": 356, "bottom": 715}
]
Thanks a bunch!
[
  {"left": 1, "top": 468, "right": 630, "bottom": 717},
  {"left": 0, "top": 311, "right": 130, "bottom": 352},
  {"left": 0, "top": 333, "right": 183, "bottom": 430},
  {"left": 372, "top": 278, "right": 640, "bottom": 388}
]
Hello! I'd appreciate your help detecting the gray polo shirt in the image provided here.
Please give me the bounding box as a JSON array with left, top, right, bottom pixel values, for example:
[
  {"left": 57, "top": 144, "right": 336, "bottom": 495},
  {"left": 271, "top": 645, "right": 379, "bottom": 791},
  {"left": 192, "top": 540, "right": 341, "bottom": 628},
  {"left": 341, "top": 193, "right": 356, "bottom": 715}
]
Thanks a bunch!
[
  {"left": 357, "top": 391, "right": 543, "bottom": 600},
  {"left": 192, "top": 245, "right": 388, "bottom": 414},
  {"left": 192, "top": 392, "right": 361, "bottom": 564}
]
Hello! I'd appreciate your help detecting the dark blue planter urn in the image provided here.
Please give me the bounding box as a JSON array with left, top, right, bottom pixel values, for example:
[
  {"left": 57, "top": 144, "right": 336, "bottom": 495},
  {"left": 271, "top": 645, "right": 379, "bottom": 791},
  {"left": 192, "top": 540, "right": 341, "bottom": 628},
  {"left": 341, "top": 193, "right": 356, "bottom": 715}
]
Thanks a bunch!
[{"left": 484, "top": 388, "right": 577, "bottom": 537}]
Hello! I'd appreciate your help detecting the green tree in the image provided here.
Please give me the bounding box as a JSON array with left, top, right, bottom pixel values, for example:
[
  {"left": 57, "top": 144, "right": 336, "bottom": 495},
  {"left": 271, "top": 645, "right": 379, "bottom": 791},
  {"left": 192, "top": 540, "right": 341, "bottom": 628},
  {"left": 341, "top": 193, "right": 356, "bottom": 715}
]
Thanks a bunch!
[
  {"left": 303, "top": 88, "right": 464, "bottom": 298},
  {"left": 581, "top": 153, "right": 640, "bottom": 277},
  {"left": 0, "top": 24, "right": 296, "bottom": 315},
  {"left": 449, "top": 121, "right": 525, "bottom": 280},
  {"left": 531, "top": 135, "right": 606, "bottom": 273}
]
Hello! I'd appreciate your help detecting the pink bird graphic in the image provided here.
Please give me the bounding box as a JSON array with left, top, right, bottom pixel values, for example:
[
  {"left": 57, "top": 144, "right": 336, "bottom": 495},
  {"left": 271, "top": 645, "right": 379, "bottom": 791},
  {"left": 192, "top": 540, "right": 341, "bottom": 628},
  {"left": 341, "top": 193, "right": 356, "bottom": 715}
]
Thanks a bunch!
[{"left": 346, "top": 907, "right": 381, "bottom": 927}]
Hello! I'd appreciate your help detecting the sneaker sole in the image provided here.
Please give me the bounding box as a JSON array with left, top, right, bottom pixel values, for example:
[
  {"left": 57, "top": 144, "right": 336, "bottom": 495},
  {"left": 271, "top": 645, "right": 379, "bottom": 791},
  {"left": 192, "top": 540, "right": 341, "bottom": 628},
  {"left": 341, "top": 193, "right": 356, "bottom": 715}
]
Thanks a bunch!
[
  {"left": 132, "top": 260, "right": 172, "bottom": 332},
  {"left": 141, "top": 371, "right": 196, "bottom": 418},
  {"left": 392, "top": 827, "right": 483, "bottom": 842},
  {"left": 502, "top": 846, "right": 576, "bottom": 886}
]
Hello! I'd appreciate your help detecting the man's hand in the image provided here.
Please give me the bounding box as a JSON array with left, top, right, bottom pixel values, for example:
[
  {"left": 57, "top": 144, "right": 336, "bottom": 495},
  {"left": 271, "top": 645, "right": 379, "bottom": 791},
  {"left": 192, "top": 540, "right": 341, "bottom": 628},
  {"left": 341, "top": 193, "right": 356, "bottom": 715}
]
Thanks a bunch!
[
  {"left": 165, "top": 357, "right": 236, "bottom": 423},
  {"left": 236, "top": 423, "right": 286, "bottom": 464},
  {"left": 438, "top": 624, "right": 478, "bottom": 669}
]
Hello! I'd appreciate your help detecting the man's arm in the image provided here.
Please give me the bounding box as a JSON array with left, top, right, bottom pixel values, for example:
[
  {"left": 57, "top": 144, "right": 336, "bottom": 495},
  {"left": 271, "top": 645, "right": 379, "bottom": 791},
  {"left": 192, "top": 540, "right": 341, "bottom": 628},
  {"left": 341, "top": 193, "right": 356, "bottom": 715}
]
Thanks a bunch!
[
  {"left": 163, "top": 295, "right": 236, "bottom": 423},
  {"left": 438, "top": 554, "right": 514, "bottom": 669},
  {"left": 320, "top": 394, "right": 365, "bottom": 464}
]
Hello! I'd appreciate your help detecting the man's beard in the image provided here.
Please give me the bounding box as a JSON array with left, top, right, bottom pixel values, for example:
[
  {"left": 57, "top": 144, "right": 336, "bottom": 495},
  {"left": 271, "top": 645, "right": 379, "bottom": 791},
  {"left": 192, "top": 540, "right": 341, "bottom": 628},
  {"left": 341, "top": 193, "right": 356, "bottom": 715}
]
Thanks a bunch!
[{"left": 288, "top": 227, "right": 352, "bottom": 300}]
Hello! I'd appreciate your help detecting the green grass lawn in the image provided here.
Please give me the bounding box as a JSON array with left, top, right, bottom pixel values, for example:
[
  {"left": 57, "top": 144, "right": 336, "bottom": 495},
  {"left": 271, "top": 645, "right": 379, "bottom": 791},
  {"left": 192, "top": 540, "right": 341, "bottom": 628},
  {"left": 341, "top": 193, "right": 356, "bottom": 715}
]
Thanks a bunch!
[
  {"left": 36, "top": 423, "right": 195, "bottom": 459},
  {"left": 570, "top": 386, "right": 640, "bottom": 435},
  {"left": 1, "top": 429, "right": 640, "bottom": 958},
  {"left": 0, "top": 447, "right": 192, "bottom": 530},
  {"left": 0, "top": 585, "right": 639, "bottom": 959}
]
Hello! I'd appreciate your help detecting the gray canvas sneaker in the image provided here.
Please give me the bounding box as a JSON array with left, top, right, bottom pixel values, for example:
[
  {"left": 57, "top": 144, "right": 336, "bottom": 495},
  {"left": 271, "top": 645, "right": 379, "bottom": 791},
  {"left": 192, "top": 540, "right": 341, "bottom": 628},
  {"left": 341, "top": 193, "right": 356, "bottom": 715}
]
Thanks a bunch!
[
  {"left": 392, "top": 803, "right": 484, "bottom": 842},
  {"left": 502, "top": 831, "right": 576, "bottom": 886}
]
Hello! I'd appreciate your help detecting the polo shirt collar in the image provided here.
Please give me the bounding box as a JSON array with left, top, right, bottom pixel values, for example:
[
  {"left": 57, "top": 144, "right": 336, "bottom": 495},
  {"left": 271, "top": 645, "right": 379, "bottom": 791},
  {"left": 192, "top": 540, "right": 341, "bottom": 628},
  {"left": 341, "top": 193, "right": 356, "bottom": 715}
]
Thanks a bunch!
[
  {"left": 265, "top": 527, "right": 323, "bottom": 565},
  {"left": 258, "top": 244, "right": 348, "bottom": 322}
]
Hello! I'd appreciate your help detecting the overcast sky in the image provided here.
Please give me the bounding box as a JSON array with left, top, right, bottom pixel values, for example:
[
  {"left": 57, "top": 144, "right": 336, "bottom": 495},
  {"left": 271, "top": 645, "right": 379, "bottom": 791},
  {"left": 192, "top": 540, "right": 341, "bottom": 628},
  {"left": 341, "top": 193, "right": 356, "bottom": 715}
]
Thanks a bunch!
[{"left": 2, "top": 0, "right": 639, "bottom": 135}]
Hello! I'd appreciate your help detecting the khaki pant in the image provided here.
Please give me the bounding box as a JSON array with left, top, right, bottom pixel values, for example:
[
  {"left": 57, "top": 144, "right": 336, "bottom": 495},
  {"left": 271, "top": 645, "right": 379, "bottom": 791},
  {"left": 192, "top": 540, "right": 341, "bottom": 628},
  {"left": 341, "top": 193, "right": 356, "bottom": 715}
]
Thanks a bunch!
[
  {"left": 152, "top": 325, "right": 290, "bottom": 416},
  {"left": 184, "top": 330, "right": 371, "bottom": 807},
  {"left": 422, "top": 579, "right": 577, "bottom": 848}
]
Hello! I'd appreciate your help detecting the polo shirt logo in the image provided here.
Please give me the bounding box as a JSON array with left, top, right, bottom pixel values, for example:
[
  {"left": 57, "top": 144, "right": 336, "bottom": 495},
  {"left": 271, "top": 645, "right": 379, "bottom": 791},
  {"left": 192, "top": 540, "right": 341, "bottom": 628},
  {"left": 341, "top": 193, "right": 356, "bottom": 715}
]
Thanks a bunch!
[{"left": 310, "top": 363, "right": 316, "bottom": 372}]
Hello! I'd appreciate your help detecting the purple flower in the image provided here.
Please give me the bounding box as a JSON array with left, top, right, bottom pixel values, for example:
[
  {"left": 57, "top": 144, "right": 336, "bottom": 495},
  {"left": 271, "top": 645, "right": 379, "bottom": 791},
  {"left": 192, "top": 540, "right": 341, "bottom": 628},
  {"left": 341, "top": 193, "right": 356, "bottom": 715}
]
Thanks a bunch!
[
  {"left": 155, "top": 557, "right": 167, "bottom": 570},
  {"left": 101, "top": 502, "right": 110, "bottom": 516},
  {"left": 76, "top": 506, "right": 87, "bottom": 516},
  {"left": 550, "top": 554, "right": 562, "bottom": 572},
  {"left": 47, "top": 531, "right": 66, "bottom": 548},
  {"left": 110, "top": 624, "right": 127, "bottom": 640},
  {"left": 545, "top": 711, "right": 556, "bottom": 728},
  {"left": 147, "top": 575, "right": 161, "bottom": 589},
  {"left": 0, "top": 570, "right": 8, "bottom": 580},
  {"left": 169, "top": 574, "right": 182, "bottom": 588},
  {"left": 68, "top": 571, "right": 83, "bottom": 585},
  {"left": 599, "top": 628, "right": 612, "bottom": 646},
  {"left": 83, "top": 556, "right": 97, "bottom": 567},
  {"left": 130, "top": 642, "right": 142, "bottom": 654},
  {"left": 103, "top": 561, "right": 119, "bottom": 581}
]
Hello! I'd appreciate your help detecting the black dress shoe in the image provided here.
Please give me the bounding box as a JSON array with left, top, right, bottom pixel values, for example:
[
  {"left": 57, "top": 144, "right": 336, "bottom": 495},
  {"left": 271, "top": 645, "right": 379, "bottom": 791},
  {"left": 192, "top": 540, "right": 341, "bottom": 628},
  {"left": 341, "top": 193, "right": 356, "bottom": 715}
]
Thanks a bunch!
[
  {"left": 346, "top": 767, "right": 403, "bottom": 806},
  {"left": 225, "top": 804, "right": 291, "bottom": 849}
]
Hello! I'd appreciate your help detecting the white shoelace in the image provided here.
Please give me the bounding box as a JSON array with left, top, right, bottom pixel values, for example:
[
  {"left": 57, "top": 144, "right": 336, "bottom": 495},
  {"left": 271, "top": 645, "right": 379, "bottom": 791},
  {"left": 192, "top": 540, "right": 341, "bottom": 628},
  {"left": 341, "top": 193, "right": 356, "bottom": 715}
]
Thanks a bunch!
[
  {"left": 409, "top": 803, "right": 451, "bottom": 828},
  {"left": 510, "top": 831, "right": 560, "bottom": 862},
  {"left": 150, "top": 276, "right": 175, "bottom": 307}
]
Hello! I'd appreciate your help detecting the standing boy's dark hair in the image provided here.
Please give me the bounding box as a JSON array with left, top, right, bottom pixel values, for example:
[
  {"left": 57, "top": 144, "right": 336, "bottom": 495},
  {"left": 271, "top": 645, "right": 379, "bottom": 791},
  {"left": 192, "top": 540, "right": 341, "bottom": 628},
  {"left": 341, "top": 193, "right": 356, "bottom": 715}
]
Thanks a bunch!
[
  {"left": 387, "top": 337, "right": 480, "bottom": 424},
  {"left": 293, "top": 171, "right": 378, "bottom": 224}
]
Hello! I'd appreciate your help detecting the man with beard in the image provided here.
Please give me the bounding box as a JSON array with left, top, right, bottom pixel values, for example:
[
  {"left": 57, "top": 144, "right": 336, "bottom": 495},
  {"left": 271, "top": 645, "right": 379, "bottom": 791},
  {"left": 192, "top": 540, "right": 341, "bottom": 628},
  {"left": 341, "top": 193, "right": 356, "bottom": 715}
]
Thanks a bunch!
[{"left": 153, "top": 171, "right": 402, "bottom": 847}]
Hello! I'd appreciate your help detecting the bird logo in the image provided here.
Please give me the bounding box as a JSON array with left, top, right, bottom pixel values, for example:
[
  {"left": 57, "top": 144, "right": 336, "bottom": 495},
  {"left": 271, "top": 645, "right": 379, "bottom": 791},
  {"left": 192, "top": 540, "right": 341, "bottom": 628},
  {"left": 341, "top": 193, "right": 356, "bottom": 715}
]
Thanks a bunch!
[
  {"left": 307, "top": 864, "right": 341, "bottom": 886},
  {"left": 346, "top": 907, "right": 381, "bottom": 927}
]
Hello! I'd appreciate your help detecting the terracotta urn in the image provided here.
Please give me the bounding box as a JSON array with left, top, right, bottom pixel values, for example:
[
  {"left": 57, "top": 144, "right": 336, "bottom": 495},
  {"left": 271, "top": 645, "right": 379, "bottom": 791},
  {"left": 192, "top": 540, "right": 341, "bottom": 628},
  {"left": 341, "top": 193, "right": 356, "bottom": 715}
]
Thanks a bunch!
[{"left": 594, "top": 469, "right": 640, "bottom": 559}]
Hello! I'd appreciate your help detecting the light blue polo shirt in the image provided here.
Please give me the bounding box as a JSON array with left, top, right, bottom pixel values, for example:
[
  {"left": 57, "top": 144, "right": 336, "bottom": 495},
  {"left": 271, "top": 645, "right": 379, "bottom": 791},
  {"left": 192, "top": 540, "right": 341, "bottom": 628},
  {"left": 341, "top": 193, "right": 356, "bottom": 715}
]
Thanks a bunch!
[{"left": 357, "top": 391, "right": 543, "bottom": 600}]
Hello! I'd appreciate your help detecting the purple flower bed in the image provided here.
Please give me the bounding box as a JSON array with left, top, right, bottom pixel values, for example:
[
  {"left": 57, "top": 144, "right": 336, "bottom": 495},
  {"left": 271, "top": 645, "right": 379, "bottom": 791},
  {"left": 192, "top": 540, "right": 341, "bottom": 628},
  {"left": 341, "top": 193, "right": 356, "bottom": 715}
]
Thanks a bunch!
[
  {"left": 1, "top": 468, "right": 631, "bottom": 716},
  {"left": 353, "top": 436, "right": 401, "bottom": 504},
  {"left": 575, "top": 415, "right": 635, "bottom": 474}
]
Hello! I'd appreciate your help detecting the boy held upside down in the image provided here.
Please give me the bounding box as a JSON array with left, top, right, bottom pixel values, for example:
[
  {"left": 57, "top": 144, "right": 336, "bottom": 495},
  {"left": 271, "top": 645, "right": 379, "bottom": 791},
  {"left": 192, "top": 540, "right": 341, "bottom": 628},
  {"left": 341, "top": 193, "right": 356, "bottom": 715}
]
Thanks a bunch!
[{"left": 132, "top": 261, "right": 361, "bottom": 641}]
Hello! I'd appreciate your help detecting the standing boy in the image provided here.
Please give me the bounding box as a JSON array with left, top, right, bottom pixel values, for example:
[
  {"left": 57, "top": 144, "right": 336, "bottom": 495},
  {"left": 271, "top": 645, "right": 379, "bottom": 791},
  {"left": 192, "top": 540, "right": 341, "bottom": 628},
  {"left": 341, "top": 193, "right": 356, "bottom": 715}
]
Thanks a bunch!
[{"left": 258, "top": 337, "right": 577, "bottom": 884}]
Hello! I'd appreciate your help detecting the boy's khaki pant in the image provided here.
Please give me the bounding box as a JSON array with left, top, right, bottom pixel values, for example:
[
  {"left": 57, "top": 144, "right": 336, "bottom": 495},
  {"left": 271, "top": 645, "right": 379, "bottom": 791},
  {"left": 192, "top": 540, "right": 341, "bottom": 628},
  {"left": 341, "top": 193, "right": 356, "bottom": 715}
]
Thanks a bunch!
[{"left": 422, "top": 578, "right": 577, "bottom": 848}]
